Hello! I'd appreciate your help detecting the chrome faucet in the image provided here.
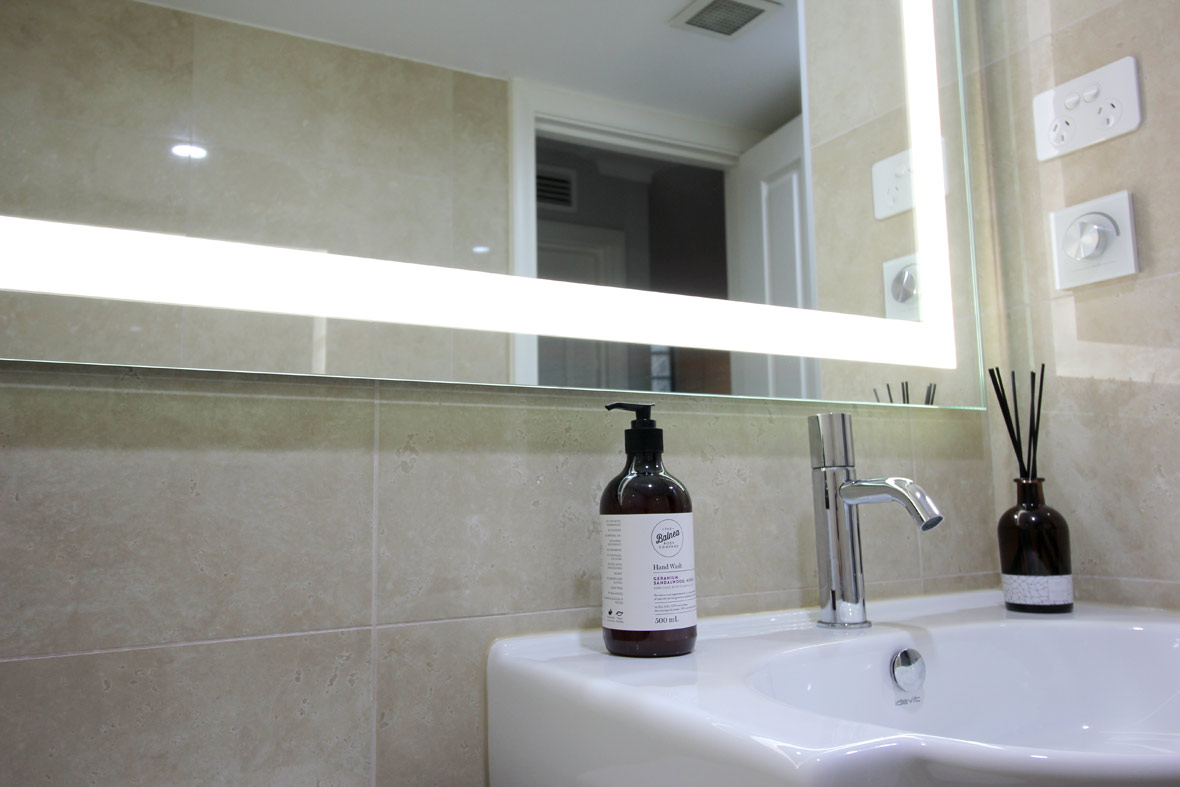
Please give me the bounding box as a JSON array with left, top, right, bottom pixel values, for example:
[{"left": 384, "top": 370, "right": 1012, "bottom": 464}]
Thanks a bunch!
[{"left": 808, "top": 413, "right": 943, "bottom": 628}]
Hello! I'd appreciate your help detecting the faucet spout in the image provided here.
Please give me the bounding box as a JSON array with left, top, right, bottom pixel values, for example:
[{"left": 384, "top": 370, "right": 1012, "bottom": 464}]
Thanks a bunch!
[
  {"left": 807, "top": 413, "right": 944, "bottom": 629},
  {"left": 840, "top": 477, "right": 943, "bottom": 531}
]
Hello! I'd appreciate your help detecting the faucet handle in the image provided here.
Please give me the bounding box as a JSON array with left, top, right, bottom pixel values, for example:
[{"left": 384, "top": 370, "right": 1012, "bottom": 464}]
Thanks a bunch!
[{"left": 809, "top": 413, "right": 855, "bottom": 469}]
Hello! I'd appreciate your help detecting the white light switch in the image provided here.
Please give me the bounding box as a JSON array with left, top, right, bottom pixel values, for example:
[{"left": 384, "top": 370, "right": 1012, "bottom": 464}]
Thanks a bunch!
[{"left": 1049, "top": 191, "right": 1137, "bottom": 290}]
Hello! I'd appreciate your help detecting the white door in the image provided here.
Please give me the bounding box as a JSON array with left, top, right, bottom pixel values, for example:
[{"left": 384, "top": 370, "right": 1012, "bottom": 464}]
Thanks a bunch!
[
  {"left": 724, "top": 115, "right": 820, "bottom": 399},
  {"left": 536, "top": 221, "right": 631, "bottom": 389}
]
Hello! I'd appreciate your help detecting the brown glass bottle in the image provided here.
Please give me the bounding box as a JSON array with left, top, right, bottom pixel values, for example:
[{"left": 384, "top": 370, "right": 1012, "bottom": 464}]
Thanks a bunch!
[
  {"left": 997, "top": 478, "right": 1073, "bottom": 613},
  {"left": 601, "top": 403, "right": 696, "bottom": 657}
]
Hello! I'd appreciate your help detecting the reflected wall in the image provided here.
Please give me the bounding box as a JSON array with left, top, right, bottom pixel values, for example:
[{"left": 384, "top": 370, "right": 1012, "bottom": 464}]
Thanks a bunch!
[
  {"left": 0, "top": 0, "right": 512, "bottom": 383},
  {"left": 806, "top": 0, "right": 981, "bottom": 406}
]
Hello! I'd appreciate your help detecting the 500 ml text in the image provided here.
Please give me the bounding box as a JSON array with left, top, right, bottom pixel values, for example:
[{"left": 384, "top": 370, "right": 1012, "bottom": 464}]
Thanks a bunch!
[{"left": 654, "top": 616, "right": 679, "bottom": 624}]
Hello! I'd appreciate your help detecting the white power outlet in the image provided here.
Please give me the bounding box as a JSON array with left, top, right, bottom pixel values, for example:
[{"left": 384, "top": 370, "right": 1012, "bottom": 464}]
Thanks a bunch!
[
  {"left": 871, "top": 141, "right": 948, "bottom": 220},
  {"left": 1033, "top": 56, "right": 1141, "bottom": 161}
]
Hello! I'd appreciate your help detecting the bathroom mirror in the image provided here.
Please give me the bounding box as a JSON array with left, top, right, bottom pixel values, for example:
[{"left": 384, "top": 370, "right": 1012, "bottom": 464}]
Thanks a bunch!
[{"left": 0, "top": 0, "right": 984, "bottom": 408}]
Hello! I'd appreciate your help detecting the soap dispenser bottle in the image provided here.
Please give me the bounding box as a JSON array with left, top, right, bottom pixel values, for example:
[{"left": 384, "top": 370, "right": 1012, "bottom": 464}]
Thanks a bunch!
[{"left": 600, "top": 402, "right": 696, "bottom": 657}]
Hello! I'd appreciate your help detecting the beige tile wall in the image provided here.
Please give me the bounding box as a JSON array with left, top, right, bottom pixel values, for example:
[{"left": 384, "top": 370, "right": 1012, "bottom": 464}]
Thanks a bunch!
[
  {"left": 968, "top": 0, "right": 1180, "bottom": 606},
  {"left": 0, "top": 362, "right": 996, "bottom": 783}
]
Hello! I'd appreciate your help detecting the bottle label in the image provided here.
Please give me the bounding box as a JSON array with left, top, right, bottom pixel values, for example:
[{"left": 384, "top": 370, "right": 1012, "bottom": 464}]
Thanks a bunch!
[
  {"left": 601, "top": 512, "right": 696, "bottom": 631},
  {"left": 1001, "top": 573, "right": 1074, "bottom": 606}
]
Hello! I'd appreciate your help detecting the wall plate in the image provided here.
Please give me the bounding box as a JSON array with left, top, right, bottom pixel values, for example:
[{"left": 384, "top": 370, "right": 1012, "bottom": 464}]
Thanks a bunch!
[
  {"left": 1033, "top": 56, "right": 1142, "bottom": 162},
  {"left": 871, "top": 141, "right": 948, "bottom": 220},
  {"left": 1049, "top": 190, "right": 1137, "bottom": 290},
  {"left": 883, "top": 254, "right": 920, "bottom": 320}
]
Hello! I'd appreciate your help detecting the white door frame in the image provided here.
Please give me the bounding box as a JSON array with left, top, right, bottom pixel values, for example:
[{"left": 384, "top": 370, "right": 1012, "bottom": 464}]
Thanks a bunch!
[{"left": 508, "top": 79, "right": 769, "bottom": 385}]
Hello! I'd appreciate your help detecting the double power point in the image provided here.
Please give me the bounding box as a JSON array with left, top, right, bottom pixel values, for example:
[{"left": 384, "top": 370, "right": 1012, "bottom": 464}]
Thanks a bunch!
[{"left": 1033, "top": 56, "right": 1141, "bottom": 162}]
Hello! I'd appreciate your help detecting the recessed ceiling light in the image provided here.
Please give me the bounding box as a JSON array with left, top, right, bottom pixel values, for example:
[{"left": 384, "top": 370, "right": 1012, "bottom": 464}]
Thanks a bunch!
[
  {"left": 171, "top": 143, "right": 207, "bottom": 159},
  {"left": 472, "top": 245, "right": 491, "bottom": 254}
]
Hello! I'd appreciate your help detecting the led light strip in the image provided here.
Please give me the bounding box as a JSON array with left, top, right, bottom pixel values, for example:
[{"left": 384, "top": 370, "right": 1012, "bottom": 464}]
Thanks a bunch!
[{"left": 2, "top": 211, "right": 953, "bottom": 367}]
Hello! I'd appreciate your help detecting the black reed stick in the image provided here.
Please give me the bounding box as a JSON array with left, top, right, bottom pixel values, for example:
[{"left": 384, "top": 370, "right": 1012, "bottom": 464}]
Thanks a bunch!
[
  {"left": 988, "top": 365, "right": 1047, "bottom": 480},
  {"left": 1031, "top": 363, "right": 1045, "bottom": 478},
  {"left": 1010, "top": 370, "right": 1023, "bottom": 472},
  {"left": 988, "top": 368, "right": 1027, "bottom": 479}
]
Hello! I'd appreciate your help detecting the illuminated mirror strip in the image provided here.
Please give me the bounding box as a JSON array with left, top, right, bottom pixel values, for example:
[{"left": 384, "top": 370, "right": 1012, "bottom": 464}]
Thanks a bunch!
[
  {"left": 0, "top": 0, "right": 955, "bottom": 370},
  {"left": 2, "top": 212, "right": 952, "bottom": 367},
  {"left": 902, "top": 0, "right": 956, "bottom": 363}
]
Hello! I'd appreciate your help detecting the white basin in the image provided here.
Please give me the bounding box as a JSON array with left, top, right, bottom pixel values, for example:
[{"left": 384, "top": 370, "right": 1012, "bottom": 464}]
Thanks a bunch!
[{"left": 487, "top": 590, "right": 1180, "bottom": 786}]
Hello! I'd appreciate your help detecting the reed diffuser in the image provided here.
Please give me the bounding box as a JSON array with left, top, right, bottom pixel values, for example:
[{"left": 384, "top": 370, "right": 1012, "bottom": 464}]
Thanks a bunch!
[{"left": 989, "top": 365, "right": 1073, "bottom": 613}]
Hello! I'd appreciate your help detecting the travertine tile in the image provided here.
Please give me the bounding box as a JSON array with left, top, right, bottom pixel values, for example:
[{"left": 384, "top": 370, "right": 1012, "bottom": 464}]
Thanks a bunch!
[
  {"left": 451, "top": 329, "right": 511, "bottom": 385},
  {"left": 325, "top": 320, "right": 457, "bottom": 381},
  {"left": 453, "top": 72, "right": 509, "bottom": 189},
  {"left": 191, "top": 16, "right": 453, "bottom": 178},
  {"left": 0, "top": 372, "right": 374, "bottom": 657},
  {"left": 804, "top": 0, "right": 905, "bottom": 145},
  {"left": 181, "top": 308, "right": 316, "bottom": 375},
  {"left": 1075, "top": 575, "right": 1180, "bottom": 609},
  {"left": 375, "top": 395, "right": 609, "bottom": 623},
  {"left": 1034, "top": 406, "right": 1180, "bottom": 583},
  {"left": 0, "top": 0, "right": 193, "bottom": 135},
  {"left": 375, "top": 609, "right": 596, "bottom": 787},
  {"left": 0, "top": 106, "right": 189, "bottom": 233},
  {"left": 912, "top": 410, "right": 997, "bottom": 577},
  {"left": 865, "top": 578, "right": 925, "bottom": 602},
  {"left": 184, "top": 145, "right": 454, "bottom": 267},
  {"left": 666, "top": 403, "right": 815, "bottom": 598},
  {"left": 0, "top": 630, "right": 371, "bottom": 786},
  {"left": 697, "top": 588, "right": 814, "bottom": 618},
  {"left": 849, "top": 413, "right": 923, "bottom": 585},
  {"left": 922, "top": 571, "right": 1000, "bottom": 595},
  {"left": 979, "top": 43, "right": 1061, "bottom": 310},
  {"left": 810, "top": 109, "right": 912, "bottom": 319},
  {"left": 0, "top": 293, "right": 185, "bottom": 368},
  {"left": 451, "top": 185, "right": 509, "bottom": 274}
]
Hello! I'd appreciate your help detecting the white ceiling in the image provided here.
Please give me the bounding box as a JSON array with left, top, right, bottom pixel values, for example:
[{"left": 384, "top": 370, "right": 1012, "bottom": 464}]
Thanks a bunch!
[{"left": 139, "top": 0, "right": 801, "bottom": 133}]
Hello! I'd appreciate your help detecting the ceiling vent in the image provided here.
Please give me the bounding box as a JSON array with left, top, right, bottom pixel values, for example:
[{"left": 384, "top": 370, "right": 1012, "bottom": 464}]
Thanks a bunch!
[
  {"left": 669, "top": 0, "right": 781, "bottom": 40},
  {"left": 536, "top": 166, "right": 577, "bottom": 212}
]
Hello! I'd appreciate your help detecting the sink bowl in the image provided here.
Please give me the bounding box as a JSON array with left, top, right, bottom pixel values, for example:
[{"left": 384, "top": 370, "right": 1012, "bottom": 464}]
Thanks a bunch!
[{"left": 487, "top": 590, "right": 1180, "bottom": 786}]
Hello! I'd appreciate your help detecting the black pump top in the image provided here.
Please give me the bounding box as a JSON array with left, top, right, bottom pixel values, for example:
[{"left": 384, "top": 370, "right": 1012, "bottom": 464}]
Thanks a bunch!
[{"left": 606, "top": 402, "right": 663, "bottom": 454}]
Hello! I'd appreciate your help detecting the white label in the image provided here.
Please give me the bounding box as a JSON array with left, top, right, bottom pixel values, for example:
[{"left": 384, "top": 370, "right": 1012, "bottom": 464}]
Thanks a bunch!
[
  {"left": 1002, "top": 574, "right": 1074, "bottom": 606},
  {"left": 601, "top": 512, "right": 696, "bottom": 631}
]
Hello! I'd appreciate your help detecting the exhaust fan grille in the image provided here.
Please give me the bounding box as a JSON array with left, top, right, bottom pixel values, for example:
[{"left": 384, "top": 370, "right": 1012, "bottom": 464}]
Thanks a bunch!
[
  {"left": 686, "top": 0, "right": 764, "bottom": 35},
  {"left": 670, "top": 0, "right": 780, "bottom": 39},
  {"left": 536, "top": 167, "right": 576, "bottom": 211}
]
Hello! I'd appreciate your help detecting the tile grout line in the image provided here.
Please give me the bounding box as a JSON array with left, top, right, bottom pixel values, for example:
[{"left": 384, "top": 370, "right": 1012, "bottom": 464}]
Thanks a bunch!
[
  {"left": 0, "top": 625, "right": 373, "bottom": 664},
  {"left": 370, "top": 381, "right": 381, "bottom": 787}
]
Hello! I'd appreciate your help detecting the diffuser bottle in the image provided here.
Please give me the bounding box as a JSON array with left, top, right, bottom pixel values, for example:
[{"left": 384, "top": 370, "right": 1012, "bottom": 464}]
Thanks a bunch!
[
  {"left": 600, "top": 402, "right": 696, "bottom": 657},
  {"left": 998, "top": 477, "right": 1073, "bottom": 613},
  {"left": 988, "top": 366, "right": 1073, "bottom": 614}
]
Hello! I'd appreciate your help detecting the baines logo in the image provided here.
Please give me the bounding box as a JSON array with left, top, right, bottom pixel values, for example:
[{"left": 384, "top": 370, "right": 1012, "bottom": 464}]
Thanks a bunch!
[{"left": 650, "top": 519, "right": 684, "bottom": 557}]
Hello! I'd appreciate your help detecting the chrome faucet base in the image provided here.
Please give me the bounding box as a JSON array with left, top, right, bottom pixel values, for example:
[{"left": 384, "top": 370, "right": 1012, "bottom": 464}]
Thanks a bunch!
[
  {"left": 808, "top": 413, "right": 943, "bottom": 629},
  {"left": 817, "top": 620, "right": 872, "bottom": 630}
]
